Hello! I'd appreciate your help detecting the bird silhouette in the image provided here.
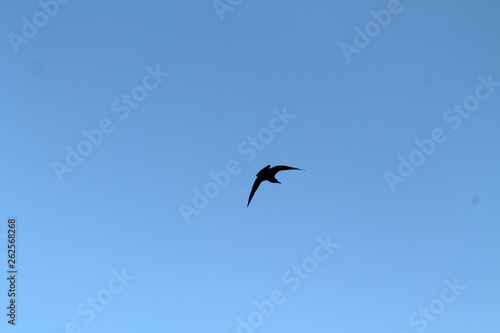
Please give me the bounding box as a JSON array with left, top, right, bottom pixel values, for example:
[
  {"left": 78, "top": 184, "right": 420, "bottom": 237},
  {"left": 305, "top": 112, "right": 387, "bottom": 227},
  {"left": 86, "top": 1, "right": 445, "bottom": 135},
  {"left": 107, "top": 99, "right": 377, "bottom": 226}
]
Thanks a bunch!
[{"left": 247, "top": 165, "right": 303, "bottom": 206}]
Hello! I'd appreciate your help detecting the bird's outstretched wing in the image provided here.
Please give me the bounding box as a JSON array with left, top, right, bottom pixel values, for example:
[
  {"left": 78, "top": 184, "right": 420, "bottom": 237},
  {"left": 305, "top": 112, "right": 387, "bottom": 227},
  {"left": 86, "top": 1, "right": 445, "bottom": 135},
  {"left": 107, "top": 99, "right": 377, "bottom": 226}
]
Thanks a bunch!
[
  {"left": 247, "top": 178, "right": 263, "bottom": 207},
  {"left": 271, "top": 165, "right": 303, "bottom": 174}
]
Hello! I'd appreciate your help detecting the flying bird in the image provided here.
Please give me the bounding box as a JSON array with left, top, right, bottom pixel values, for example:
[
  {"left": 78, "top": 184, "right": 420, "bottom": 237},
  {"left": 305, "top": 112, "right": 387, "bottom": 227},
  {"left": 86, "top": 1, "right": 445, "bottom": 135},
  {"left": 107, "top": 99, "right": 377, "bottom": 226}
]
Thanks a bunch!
[{"left": 247, "top": 165, "right": 303, "bottom": 206}]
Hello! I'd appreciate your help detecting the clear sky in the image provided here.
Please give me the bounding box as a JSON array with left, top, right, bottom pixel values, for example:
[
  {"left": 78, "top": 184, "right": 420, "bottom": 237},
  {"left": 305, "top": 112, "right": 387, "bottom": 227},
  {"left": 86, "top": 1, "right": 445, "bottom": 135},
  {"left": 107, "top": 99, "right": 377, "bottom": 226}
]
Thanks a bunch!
[{"left": 1, "top": 1, "right": 499, "bottom": 332}]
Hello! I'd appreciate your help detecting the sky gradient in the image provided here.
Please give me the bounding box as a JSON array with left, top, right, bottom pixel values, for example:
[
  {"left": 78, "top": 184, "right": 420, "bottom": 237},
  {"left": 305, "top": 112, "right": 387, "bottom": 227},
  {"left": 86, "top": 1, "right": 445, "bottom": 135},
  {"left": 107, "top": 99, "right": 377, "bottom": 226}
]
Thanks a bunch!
[{"left": 1, "top": 1, "right": 499, "bottom": 332}]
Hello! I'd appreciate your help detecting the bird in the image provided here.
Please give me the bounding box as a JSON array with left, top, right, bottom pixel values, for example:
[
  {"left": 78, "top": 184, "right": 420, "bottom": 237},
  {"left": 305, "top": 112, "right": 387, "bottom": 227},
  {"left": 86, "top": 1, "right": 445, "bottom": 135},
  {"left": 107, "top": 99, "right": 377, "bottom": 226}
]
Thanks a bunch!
[{"left": 247, "top": 165, "right": 303, "bottom": 206}]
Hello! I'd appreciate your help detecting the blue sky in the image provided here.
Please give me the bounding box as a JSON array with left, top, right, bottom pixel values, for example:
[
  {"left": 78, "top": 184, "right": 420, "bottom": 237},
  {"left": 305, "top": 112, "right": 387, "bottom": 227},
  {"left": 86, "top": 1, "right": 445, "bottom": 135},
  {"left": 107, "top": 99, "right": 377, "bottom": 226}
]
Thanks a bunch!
[{"left": 1, "top": 0, "right": 499, "bottom": 332}]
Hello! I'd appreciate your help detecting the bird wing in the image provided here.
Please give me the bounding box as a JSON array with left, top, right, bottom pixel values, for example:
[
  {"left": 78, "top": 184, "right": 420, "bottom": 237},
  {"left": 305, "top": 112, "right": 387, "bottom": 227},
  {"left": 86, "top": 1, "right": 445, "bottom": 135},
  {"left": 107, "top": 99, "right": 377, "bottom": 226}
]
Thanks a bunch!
[
  {"left": 271, "top": 165, "right": 303, "bottom": 174},
  {"left": 247, "top": 178, "right": 263, "bottom": 207}
]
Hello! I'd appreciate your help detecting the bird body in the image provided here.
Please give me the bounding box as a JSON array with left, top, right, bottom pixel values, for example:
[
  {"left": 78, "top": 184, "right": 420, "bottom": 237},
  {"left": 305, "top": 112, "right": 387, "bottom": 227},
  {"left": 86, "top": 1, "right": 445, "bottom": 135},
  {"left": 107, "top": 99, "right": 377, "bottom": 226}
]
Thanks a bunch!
[{"left": 247, "top": 165, "right": 303, "bottom": 206}]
